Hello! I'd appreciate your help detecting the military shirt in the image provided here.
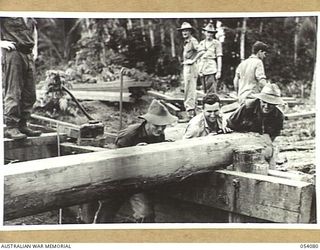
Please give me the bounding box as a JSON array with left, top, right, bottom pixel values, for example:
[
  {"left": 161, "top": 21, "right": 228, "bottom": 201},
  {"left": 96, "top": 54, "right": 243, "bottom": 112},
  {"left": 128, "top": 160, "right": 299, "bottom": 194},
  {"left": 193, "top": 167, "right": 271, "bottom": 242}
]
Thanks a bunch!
[
  {"left": 235, "top": 55, "right": 266, "bottom": 101},
  {"left": 1, "top": 17, "right": 36, "bottom": 52},
  {"left": 115, "top": 121, "right": 165, "bottom": 148},
  {"left": 227, "top": 99, "right": 284, "bottom": 139},
  {"left": 197, "top": 39, "right": 223, "bottom": 75},
  {"left": 183, "top": 112, "right": 224, "bottom": 139},
  {"left": 183, "top": 36, "right": 199, "bottom": 61}
]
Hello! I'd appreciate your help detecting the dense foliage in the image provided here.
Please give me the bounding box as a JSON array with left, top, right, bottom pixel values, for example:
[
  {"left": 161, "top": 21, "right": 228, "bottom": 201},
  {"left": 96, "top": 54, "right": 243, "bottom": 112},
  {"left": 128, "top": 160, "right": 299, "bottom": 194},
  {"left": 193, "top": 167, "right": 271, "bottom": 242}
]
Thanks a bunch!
[{"left": 35, "top": 16, "right": 317, "bottom": 96}]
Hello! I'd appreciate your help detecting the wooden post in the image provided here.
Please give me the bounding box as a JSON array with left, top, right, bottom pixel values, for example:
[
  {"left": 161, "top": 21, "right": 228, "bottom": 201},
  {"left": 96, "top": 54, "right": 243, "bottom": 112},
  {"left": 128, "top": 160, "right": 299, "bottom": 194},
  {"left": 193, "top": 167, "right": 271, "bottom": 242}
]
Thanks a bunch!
[
  {"left": 229, "top": 145, "right": 269, "bottom": 222},
  {"left": 233, "top": 145, "right": 269, "bottom": 175}
]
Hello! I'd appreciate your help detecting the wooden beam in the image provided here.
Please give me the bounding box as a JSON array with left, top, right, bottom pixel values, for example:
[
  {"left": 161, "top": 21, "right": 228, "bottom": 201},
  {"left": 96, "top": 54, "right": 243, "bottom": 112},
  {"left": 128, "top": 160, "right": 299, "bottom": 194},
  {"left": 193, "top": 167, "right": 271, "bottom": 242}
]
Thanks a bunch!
[
  {"left": 72, "top": 80, "right": 151, "bottom": 92},
  {"left": 4, "top": 133, "right": 67, "bottom": 163},
  {"left": 148, "top": 90, "right": 236, "bottom": 104},
  {"left": 4, "top": 132, "right": 66, "bottom": 150},
  {"left": 166, "top": 169, "right": 314, "bottom": 223},
  {"left": 60, "top": 142, "right": 109, "bottom": 155},
  {"left": 37, "top": 90, "right": 134, "bottom": 103},
  {"left": 4, "top": 132, "right": 272, "bottom": 220},
  {"left": 31, "top": 114, "right": 109, "bottom": 146},
  {"left": 285, "top": 111, "right": 315, "bottom": 120}
]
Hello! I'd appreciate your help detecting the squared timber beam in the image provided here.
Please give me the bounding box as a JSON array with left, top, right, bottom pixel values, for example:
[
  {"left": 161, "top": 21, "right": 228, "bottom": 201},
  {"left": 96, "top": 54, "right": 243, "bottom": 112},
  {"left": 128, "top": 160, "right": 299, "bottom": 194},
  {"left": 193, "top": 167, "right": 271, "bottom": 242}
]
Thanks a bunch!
[{"left": 168, "top": 169, "right": 314, "bottom": 223}]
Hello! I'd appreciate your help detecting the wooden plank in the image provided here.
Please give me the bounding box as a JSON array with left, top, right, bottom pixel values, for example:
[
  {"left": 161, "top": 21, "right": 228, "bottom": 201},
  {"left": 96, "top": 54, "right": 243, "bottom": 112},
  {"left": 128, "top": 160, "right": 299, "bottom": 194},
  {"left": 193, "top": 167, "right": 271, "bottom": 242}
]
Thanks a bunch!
[
  {"left": 268, "top": 170, "right": 315, "bottom": 184},
  {"left": 167, "top": 170, "right": 314, "bottom": 223},
  {"left": 148, "top": 90, "right": 238, "bottom": 104},
  {"left": 72, "top": 80, "right": 151, "bottom": 92},
  {"left": 162, "top": 102, "right": 181, "bottom": 115},
  {"left": 285, "top": 111, "right": 315, "bottom": 120},
  {"left": 31, "top": 114, "right": 80, "bottom": 139},
  {"left": 4, "top": 132, "right": 67, "bottom": 150},
  {"left": 4, "top": 132, "right": 272, "bottom": 220},
  {"left": 60, "top": 142, "right": 109, "bottom": 155},
  {"left": 37, "top": 89, "right": 134, "bottom": 103},
  {"left": 5, "top": 145, "right": 58, "bottom": 163},
  {"left": 4, "top": 133, "right": 67, "bottom": 163}
]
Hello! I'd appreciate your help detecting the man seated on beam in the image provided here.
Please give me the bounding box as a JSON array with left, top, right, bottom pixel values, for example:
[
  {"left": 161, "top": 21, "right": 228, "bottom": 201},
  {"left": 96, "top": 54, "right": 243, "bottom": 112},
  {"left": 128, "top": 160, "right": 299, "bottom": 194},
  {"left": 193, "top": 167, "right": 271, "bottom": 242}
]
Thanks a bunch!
[
  {"left": 183, "top": 92, "right": 231, "bottom": 139},
  {"left": 86, "top": 99, "right": 178, "bottom": 223}
]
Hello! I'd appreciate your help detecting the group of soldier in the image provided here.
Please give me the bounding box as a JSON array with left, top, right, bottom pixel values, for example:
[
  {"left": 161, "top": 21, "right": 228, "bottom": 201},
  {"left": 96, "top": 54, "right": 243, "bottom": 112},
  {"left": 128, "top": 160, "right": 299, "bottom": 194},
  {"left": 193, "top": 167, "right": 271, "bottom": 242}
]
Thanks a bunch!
[{"left": 1, "top": 18, "right": 284, "bottom": 224}]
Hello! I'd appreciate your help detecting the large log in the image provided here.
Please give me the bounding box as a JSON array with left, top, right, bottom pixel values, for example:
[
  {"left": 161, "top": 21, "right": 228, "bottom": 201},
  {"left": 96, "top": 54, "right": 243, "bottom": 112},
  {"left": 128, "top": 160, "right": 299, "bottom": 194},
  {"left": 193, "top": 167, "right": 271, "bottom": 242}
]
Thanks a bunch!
[{"left": 4, "top": 132, "right": 272, "bottom": 220}]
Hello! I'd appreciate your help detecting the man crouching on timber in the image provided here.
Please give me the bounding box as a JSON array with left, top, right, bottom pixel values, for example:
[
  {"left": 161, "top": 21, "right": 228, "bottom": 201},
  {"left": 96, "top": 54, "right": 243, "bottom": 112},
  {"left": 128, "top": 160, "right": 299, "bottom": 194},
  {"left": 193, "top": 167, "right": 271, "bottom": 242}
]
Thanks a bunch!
[
  {"left": 183, "top": 93, "right": 231, "bottom": 139},
  {"left": 84, "top": 99, "right": 178, "bottom": 223},
  {"left": 226, "top": 84, "right": 284, "bottom": 168}
]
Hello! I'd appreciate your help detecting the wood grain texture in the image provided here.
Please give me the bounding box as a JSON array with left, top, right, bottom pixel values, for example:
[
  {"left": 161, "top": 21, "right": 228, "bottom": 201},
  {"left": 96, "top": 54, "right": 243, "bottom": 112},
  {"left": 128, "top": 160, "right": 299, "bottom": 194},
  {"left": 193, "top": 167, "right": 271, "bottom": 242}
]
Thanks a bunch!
[
  {"left": 166, "top": 170, "right": 314, "bottom": 223},
  {"left": 4, "top": 132, "right": 272, "bottom": 220}
]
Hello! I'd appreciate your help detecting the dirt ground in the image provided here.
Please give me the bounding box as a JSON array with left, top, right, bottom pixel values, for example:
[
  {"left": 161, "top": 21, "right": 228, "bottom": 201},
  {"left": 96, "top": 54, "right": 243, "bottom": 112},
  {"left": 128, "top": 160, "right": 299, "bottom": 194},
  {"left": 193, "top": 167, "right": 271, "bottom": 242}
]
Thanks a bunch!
[{"left": 5, "top": 89, "right": 316, "bottom": 225}]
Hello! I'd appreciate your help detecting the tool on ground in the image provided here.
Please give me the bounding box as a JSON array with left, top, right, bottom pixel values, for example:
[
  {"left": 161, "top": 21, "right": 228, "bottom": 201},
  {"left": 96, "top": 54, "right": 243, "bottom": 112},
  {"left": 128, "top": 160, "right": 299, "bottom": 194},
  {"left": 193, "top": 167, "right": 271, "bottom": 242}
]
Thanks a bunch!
[
  {"left": 36, "top": 73, "right": 105, "bottom": 146},
  {"left": 51, "top": 73, "right": 104, "bottom": 138}
]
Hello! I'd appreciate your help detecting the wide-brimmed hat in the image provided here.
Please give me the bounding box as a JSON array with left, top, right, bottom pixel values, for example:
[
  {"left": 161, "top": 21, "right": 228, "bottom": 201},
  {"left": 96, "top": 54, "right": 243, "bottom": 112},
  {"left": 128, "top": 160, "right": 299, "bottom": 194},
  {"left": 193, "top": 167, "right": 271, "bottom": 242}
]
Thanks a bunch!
[
  {"left": 139, "top": 99, "right": 178, "bottom": 125},
  {"left": 177, "top": 22, "right": 194, "bottom": 31},
  {"left": 253, "top": 84, "right": 284, "bottom": 105},
  {"left": 202, "top": 23, "right": 217, "bottom": 33}
]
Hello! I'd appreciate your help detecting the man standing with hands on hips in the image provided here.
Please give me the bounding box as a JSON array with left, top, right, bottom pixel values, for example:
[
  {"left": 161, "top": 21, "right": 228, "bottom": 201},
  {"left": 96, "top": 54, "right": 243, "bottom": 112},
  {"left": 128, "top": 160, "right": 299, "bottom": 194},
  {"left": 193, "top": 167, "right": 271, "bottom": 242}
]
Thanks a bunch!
[{"left": 1, "top": 17, "right": 41, "bottom": 140}]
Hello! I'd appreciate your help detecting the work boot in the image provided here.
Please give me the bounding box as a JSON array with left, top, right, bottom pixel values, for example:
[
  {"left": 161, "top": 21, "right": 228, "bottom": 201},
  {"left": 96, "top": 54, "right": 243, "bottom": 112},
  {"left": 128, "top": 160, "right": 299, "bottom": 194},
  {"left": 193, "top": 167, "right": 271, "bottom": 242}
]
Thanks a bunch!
[
  {"left": 19, "top": 126, "right": 42, "bottom": 137},
  {"left": 4, "top": 127, "right": 27, "bottom": 140}
]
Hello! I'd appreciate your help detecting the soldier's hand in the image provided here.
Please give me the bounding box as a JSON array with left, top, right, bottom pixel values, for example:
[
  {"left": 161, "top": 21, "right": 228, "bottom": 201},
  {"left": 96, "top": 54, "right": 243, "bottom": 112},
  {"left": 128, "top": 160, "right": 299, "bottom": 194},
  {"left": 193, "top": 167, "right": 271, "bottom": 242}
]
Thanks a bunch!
[
  {"left": 216, "top": 71, "right": 221, "bottom": 79},
  {"left": 165, "top": 138, "right": 175, "bottom": 142},
  {"left": 221, "top": 126, "right": 233, "bottom": 134},
  {"left": 0, "top": 41, "right": 16, "bottom": 51}
]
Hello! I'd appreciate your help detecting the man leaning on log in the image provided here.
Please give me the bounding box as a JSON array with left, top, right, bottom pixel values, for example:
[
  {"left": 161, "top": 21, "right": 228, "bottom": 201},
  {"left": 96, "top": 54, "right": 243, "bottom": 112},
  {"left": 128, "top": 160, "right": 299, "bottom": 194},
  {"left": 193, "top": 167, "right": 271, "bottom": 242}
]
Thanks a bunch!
[
  {"left": 81, "top": 99, "right": 178, "bottom": 223},
  {"left": 226, "top": 84, "right": 284, "bottom": 168},
  {"left": 183, "top": 92, "right": 231, "bottom": 138}
]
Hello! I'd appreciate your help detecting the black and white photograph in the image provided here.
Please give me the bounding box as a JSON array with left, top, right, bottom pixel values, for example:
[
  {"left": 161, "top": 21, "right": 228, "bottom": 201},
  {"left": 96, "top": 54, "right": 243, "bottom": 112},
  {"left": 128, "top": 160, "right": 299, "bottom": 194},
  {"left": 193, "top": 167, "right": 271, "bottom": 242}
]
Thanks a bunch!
[{"left": 1, "top": 13, "right": 317, "bottom": 227}]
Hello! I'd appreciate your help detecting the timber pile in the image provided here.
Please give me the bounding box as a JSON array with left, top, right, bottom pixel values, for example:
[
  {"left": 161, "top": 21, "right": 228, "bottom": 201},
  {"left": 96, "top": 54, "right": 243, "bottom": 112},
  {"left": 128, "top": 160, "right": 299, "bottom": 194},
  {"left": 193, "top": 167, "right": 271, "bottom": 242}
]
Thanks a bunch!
[
  {"left": 71, "top": 79, "right": 151, "bottom": 92},
  {"left": 37, "top": 89, "right": 134, "bottom": 103}
]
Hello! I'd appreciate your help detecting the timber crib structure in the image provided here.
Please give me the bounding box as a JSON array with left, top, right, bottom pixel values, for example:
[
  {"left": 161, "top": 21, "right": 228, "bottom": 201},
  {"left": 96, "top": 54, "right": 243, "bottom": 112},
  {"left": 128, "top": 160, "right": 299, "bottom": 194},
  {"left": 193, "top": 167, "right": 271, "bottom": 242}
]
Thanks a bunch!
[{"left": 3, "top": 129, "right": 316, "bottom": 224}]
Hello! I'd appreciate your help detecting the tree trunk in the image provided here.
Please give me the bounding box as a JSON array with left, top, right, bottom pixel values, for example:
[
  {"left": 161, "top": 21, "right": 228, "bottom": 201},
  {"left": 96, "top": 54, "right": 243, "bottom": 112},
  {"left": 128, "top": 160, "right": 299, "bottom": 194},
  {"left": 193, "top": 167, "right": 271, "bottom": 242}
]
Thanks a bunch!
[
  {"left": 4, "top": 133, "right": 272, "bottom": 220},
  {"left": 149, "top": 20, "right": 155, "bottom": 48},
  {"left": 170, "top": 26, "right": 176, "bottom": 57},
  {"left": 294, "top": 17, "right": 300, "bottom": 65},
  {"left": 309, "top": 61, "right": 316, "bottom": 105},
  {"left": 240, "top": 18, "right": 247, "bottom": 61},
  {"left": 160, "top": 20, "right": 165, "bottom": 49}
]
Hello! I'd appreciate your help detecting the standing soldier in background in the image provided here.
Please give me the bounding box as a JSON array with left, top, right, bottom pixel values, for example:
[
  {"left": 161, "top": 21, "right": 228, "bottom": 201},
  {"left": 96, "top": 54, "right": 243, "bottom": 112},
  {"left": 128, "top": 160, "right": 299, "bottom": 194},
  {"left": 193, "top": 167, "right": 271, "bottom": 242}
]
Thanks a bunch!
[
  {"left": 1, "top": 17, "right": 41, "bottom": 139},
  {"left": 192, "top": 22, "right": 223, "bottom": 94},
  {"left": 178, "top": 22, "right": 199, "bottom": 120},
  {"left": 233, "top": 41, "right": 268, "bottom": 103}
]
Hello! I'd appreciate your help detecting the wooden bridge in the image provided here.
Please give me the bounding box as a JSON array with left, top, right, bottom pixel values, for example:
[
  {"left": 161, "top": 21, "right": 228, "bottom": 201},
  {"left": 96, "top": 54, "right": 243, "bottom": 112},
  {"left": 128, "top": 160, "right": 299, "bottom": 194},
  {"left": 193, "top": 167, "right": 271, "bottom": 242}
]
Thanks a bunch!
[{"left": 3, "top": 131, "right": 316, "bottom": 224}]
